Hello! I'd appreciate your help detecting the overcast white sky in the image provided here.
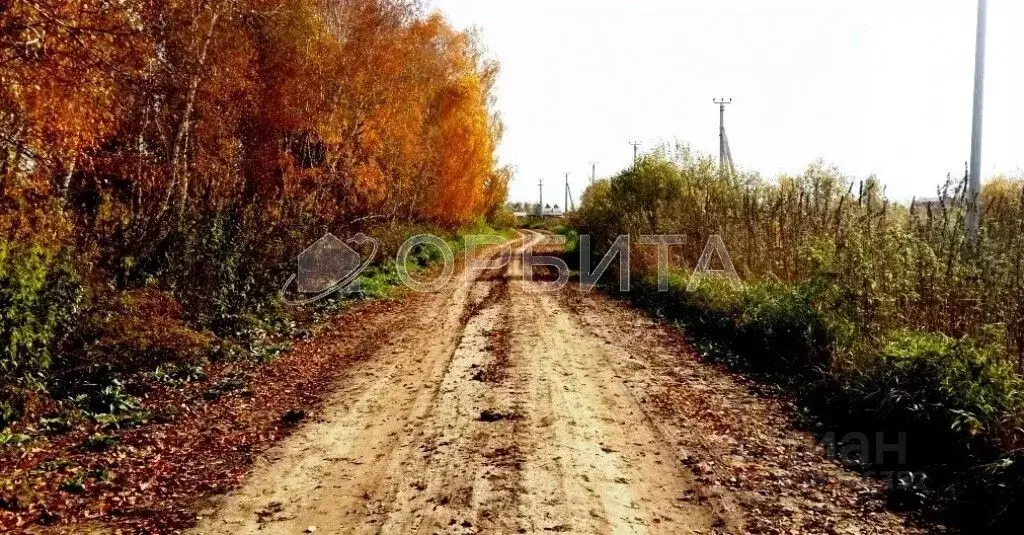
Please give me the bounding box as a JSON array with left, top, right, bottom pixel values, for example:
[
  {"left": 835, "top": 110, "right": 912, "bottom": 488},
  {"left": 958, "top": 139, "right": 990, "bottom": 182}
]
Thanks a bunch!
[{"left": 429, "top": 0, "right": 1023, "bottom": 205}]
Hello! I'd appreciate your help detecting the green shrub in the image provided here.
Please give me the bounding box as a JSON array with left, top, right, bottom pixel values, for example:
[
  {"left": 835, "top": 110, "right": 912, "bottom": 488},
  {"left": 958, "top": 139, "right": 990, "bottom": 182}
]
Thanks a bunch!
[
  {"left": 632, "top": 275, "right": 831, "bottom": 374},
  {"left": 59, "top": 475, "right": 85, "bottom": 494},
  {"left": 81, "top": 433, "right": 119, "bottom": 452},
  {"left": 161, "top": 212, "right": 262, "bottom": 338},
  {"left": 488, "top": 206, "right": 517, "bottom": 230},
  {"left": 0, "top": 240, "right": 82, "bottom": 379},
  {"left": 151, "top": 363, "right": 207, "bottom": 386},
  {"left": 92, "top": 379, "right": 141, "bottom": 415},
  {"left": 38, "top": 415, "right": 78, "bottom": 435},
  {"left": 863, "top": 330, "right": 1024, "bottom": 443},
  {"left": 92, "top": 410, "right": 151, "bottom": 430},
  {"left": 556, "top": 227, "right": 580, "bottom": 258},
  {"left": 0, "top": 398, "right": 20, "bottom": 430},
  {"left": 34, "top": 459, "right": 70, "bottom": 473},
  {"left": 0, "top": 428, "right": 31, "bottom": 447},
  {"left": 736, "top": 283, "right": 833, "bottom": 372},
  {"left": 356, "top": 261, "right": 402, "bottom": 300}
]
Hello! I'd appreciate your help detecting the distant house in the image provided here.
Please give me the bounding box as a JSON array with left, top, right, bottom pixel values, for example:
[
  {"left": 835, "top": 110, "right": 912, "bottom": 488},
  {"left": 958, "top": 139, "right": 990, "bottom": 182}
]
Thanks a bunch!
[
  {"left": 508, "top": 203, "right": 565, "bottom": 218},
  {"left": 541, "top": 204, "right": 564, "bottom": 217},
  {"left": 913, "top": 196, "right": 957, "bottom": 214}
]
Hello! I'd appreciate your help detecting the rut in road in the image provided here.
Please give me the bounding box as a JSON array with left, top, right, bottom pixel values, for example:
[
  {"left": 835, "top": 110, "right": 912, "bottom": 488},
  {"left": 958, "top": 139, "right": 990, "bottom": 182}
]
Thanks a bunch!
[{"left": 190, "top": 231, "right": 922, "bottom": 535}]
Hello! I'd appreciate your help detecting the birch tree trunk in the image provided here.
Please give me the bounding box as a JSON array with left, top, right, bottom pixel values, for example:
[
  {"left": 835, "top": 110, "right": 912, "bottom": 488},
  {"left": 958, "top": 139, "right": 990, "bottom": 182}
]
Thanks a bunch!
[{"left": 165, "top": 7, "right": 221, "bottom": 215}]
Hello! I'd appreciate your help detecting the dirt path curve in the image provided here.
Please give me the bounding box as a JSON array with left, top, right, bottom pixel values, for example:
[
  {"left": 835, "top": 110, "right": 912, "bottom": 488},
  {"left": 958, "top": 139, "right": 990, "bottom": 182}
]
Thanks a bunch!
[{"left": 190, "top": 230, "right": 924, "bottom": 535}]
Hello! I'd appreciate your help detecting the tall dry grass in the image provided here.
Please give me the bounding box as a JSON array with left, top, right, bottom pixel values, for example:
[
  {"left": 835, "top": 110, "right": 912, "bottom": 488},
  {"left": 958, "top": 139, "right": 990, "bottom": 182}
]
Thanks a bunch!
[
  {"left": 575, "top": 146, "right": 1024, "bottom": 528},
  {"left": 579, "top": 145, "right": 1024, "bottom": 366}
]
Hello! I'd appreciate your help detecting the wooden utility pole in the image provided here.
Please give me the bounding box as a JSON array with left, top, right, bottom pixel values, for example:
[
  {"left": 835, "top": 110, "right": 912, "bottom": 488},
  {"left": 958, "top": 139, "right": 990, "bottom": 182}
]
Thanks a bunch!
[
  {"left": 538, "top": 177, "right": 543, "bottom": 216},
  {"left": 564, "top": 172, "right": 576, "bottom": 212}
]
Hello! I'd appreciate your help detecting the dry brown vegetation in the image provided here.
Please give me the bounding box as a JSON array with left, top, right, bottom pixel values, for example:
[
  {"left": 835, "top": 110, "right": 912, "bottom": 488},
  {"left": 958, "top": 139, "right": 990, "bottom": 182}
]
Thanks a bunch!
[{"left": 575, "top": 146, "right": 1024, "bottom": 529}]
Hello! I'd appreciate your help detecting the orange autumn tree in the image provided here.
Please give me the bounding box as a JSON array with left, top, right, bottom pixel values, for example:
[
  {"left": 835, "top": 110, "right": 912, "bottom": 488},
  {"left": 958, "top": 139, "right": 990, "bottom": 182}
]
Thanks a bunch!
[
  {"left": 416, "top": 16, "right": 501, "bottom": 225},
  {"left": 1, "top": 0, "right": 504, "bottom": 222},
  {"left": 0, "top": 0, "right": 148, "bottom": 198},
  {"left": 200, "top": 0, "right": 508, "bottom": 226},
  {"left": 0, "top": 0, "right": 509, "bottom": 381}
]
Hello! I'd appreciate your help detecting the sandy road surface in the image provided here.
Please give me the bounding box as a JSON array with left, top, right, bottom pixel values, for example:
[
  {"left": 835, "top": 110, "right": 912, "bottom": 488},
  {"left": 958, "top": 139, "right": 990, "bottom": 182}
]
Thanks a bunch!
[{"left": 190, "top": 231, "right": 923, "bottom": 535}]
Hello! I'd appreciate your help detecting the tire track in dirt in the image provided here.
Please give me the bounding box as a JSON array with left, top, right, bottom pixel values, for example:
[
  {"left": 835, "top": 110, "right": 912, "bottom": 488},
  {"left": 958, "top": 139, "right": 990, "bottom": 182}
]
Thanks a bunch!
[
  {"left": 189, "top": 239, "right": 521, "bottom": 534},
  {"left": 373, "top": 265, "right": 523, "bottom": 534},
  {"left": 507, "top": 235, "right": 727, "bottom": 534}
]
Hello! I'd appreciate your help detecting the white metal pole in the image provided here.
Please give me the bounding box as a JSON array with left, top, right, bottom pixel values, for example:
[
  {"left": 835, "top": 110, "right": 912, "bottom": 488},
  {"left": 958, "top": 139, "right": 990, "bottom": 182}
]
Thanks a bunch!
[{"left": 967, "top": 0, "right": 987, "bottom": 244}]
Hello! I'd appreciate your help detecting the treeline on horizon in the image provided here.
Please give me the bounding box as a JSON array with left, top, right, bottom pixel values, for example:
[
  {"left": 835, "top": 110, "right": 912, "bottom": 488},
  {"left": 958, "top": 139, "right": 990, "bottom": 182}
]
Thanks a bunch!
[
  {"left": 574, "top": 144, "right": 1024, "bottom": 529},
  {"left": 0, "top": 0, "right": 508, "bottom": 413}
]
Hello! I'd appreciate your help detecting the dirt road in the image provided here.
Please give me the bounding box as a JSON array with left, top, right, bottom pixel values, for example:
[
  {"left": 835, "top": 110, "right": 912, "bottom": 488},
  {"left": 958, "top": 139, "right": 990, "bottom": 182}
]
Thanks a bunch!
[{"left": 190, "top": 231, "right": 923, "bottom": 535}]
